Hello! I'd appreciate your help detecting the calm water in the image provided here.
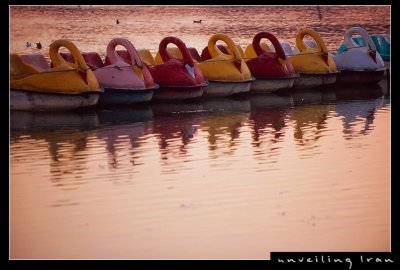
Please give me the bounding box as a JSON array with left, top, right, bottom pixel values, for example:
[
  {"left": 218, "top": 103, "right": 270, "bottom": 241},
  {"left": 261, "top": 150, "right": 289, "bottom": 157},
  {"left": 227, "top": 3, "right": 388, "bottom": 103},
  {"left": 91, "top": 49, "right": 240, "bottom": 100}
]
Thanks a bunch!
[
  {"left": 10, "top": 6, "right": 390, "bottom": 56},
  {"left": 10, "top": 6, "right": 390, "bottom": 259}
]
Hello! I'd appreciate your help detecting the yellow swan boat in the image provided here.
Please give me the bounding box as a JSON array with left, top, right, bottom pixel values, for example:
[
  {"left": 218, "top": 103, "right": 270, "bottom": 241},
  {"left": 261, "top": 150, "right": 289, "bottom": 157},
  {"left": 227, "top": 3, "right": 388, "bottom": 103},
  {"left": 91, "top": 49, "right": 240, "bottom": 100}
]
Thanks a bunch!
[
  {"left": 10, "top": 39, "right": 102, "bottom": 111},
  {"left": 199, "top": 34, "right": 253, "bottom": 97},
  {"left": 289, "top": 28, "right": 339, "bottom": 88}
]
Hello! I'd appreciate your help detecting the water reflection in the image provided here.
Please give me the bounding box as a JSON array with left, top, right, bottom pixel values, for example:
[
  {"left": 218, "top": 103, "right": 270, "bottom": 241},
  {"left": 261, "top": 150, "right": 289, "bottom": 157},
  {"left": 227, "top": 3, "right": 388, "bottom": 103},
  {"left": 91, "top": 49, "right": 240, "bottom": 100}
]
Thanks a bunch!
[
  {"left": 152, "top": 103, "right": 203, "bottom": 164},
  {"left": 10, "top": 86, "right": 388, "bottom": 177},
  {"left": 247, "top": 94, "right": 292, "bottom": 162},
  {"left": 46, "top": 130, "right": 92, "bottom": 189},
  {"left": 287, "top": 84, "right": 387, "bottom": 151},
  {"left": 288, "top": 90, "right": 335, "bottom": 153},
  {"left": 200, "top": 98, "right": 250, "bottom": 157},
  {"left": 9, "top": 88, "right": 390, "bottom": 258},
  {"left": 10, "top": 111, "right": 100, "bottom": 189},
  {"left": 96, "top": 107, "right": 154, "bottom": 172},
  {"left": 332, "top": 84, "right": 387, "bottom": 139},
  {"left": 333, "top": 83, "right": 385, "bottom": 101},
  {"left": 97, "top": 106, "right": 154, "bottom": 126},
  {"left": 10, "top": 110, "right": 99, "bottom": 133}
]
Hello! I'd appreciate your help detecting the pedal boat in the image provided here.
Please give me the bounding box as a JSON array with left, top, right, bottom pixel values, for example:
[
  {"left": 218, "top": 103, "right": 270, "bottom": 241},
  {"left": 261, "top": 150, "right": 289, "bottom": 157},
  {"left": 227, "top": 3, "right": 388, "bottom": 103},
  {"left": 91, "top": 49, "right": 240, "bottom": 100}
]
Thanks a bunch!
[
  {"left": 60, "top": 38, "right": 157, "bottom": 106},
  {"left": 243, "top": 32, "right": 299, "bottom": 92},
  {"left": 339, "top": 33, "right": 390, "bottom": 68},
  {"left": 289, "top": 28, "right": 339, "bottom": 88},
  {"left": 112, "top": 37, "right": 207, "bottom": 101},
  {"left": 334, "top": 27, "right": 386, "bottom": 84},
  {"left": 199, "top": 34, "right": 253, "bottom": 97},
  {"left": 130, "top": 37, "right": 207, "bottom": 100},
  {"left": 10, "top": 39, "right": 101, "bottom": 111}
]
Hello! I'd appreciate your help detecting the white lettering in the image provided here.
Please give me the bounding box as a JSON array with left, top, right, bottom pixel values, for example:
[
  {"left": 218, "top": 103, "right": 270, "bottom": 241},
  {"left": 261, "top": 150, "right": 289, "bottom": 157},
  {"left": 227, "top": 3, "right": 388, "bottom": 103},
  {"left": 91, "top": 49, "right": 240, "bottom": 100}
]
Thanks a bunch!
[{"left": 345, "top": 258, "right": 352, "bottom": 269}]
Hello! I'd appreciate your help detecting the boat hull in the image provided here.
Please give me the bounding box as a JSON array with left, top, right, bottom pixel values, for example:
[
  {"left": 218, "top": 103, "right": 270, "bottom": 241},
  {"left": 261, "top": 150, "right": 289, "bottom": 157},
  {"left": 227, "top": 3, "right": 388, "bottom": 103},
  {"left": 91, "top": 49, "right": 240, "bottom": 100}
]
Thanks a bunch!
[
  {"left": 250, "top": 77, "right": 296, "bottom": 93},
  {"left": 335, "top": 69, "right": 385, "bottom": 84},
  {"left": 293, "top": 73, "right": 337, "bottom": 88},
  {"left": 10, "top": 89, "right": 100, "bottom": 111},
  {"left": 203, "top": 81, "right": 251, "bottom": 97},
  {"left": 152, "top": 86, "right": 204, "bottom": 101},
  {"left": 98, "top": 88, "right": 154, "bottom": 106}
]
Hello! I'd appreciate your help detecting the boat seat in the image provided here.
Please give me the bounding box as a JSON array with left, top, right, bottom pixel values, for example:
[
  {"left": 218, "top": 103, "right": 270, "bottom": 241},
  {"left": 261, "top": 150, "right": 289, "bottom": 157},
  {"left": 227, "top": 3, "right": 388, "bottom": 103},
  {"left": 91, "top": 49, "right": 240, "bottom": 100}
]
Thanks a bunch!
[
  {"left": 137, "top": 49, "right": 156, "bottom": 66},
  {"left": 293, "top": 40, "right": 317, "bottom": 54},
  {"left": 154, "top": 47, "right": 180, "bottom": 64},
  {"left": 201, "top": 44, "right": 244, "bottom": 61},
  {"left": 58, "top": 52, "right": 100, "bottom": 70},
  {"left": 153, "top": 47, "right": 201, "bottom": 65},
  {"left": 60, "top": 52, "right": 75, "bottom": 63},
  {"left": 201, "top": 44, "right": 229, "bottom": 61},
  {"left": 50, "top": 52, "right": 73, "bottom": 68},
  {"left": 20, "top": 54, "right": 50, "bottom": 70},
  {"left": 244, "top": 42, "right": 273, "bottom": 58},
  {"left": 82, "top": 52, "right": 104, "bottom": 69},
  {"left": 104, "top": 49, "right": 132, "bottom": 65},
  {"left": 278, "top": 41, "right": 295, "bottom": 56},
  {"left": 10, "top": 54, "right": 41, "bottom": 79},
  {"left": 188, "top": 48, "right": 202, "bottom": 62}
]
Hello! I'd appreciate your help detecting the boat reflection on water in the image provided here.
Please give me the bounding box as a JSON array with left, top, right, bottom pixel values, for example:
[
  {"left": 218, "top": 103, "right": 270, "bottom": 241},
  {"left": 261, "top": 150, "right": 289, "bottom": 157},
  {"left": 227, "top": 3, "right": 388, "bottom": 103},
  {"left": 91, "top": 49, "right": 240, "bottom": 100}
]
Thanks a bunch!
[
  {"left": 96, "top": 105, "right": 154, "bottom": 126},
  {"left": 332, "top": 82, "right": 385, "bottom": 101},
  {"left": 247, "top": 93, "right": 293, "bottom": 110},
  {"left": 150, "top": 96, "right": 253, "bottom": 165},
  {"left": 95, "top": 107, "right": 154, "bottom": 173},
  {"left": 10, "top": 110, "right": 100, "bottom": 133},
  {"left": 377, "top": 77, "right": 390, "bottom": 97},
  {"left": 150, "top": 102, "right": 204, "bottom": 170},
  {"left": 201, "top": 96, "right": 251, "bottom": 113},
  {"left": 288, "top": 83, "right": 387, "bottom": 150},
  {"left": 200, "top": 97, "right": 250, "bottom": 156},
  {"left": 10, "top": 83, "right": 388, "bottom": 179},
  {"left": 153, "top": 114, "right": 202, "bottom": 159},
  {"left": 10, "top": 110, "right": 100, "bottom": 189},
  {"left": 289, "top": 90, "right": 334, "bottom": 151},
  {"left": 331, "top": 83, "right": 387, "bottom": 139},
  {"left": 247, "top": 94, "right": 293, "bottom": 159},
  {"left": 150, "top": 100, "right": 204, "bottom": 115},
  {"left": 290, "top": 88, "right": 332, "bottom": 106}
]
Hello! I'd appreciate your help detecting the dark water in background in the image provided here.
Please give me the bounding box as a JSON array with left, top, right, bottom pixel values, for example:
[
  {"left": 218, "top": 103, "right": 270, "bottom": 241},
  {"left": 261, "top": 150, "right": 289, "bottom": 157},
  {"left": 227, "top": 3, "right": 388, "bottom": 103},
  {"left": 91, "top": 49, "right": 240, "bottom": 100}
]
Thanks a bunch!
[{"left": 10, "top": 6, "right": 390, "bottom": 259}]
